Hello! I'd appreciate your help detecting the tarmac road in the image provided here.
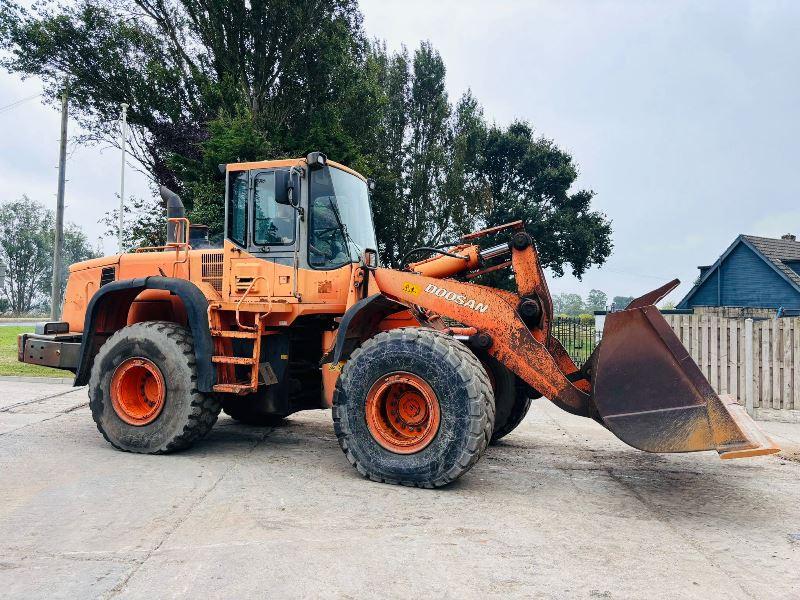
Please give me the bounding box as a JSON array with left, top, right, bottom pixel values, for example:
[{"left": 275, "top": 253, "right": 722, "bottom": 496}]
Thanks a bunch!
[{"left": 0, "top": 379, "right": 798, "bottom": 599}]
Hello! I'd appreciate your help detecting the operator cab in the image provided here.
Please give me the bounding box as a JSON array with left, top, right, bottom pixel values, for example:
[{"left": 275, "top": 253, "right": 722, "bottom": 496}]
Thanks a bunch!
[{"left": 224, "top": 152, "right": 378, "bottom": 271}]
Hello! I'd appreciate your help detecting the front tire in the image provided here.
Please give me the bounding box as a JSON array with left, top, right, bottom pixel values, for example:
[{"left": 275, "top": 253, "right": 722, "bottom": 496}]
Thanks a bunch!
[
  {"left": 479, "top": 354, "right": 535, "bottom": 444},
  {"left": 88, "top": 321, "right": 221, "bottom": 454},
  {"left": 333, "top": 328, "right": 494, "bottom": 488}
]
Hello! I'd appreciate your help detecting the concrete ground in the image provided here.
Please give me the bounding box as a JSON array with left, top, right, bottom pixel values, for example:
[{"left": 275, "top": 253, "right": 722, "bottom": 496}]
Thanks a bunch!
[{"left": 1, "top": 380, "right": 799, "bottom": 600}]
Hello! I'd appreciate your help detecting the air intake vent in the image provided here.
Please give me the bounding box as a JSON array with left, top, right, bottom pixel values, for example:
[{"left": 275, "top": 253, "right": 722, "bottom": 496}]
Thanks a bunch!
[
  {"left": 202, "top": 251, "right": 224, "bottom": 292},
  {"left": 100, "top": 266, "right": 116, "bottom": 287}
]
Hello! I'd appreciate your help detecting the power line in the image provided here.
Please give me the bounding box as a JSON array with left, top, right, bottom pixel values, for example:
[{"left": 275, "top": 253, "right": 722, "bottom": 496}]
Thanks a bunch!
[{"left": 0, "top": 93, "right": 42, "bottom": 114}]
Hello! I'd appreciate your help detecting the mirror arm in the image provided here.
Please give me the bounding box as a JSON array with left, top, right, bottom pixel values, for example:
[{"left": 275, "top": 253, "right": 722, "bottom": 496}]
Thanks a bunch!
[{"left": 289, "top": 166, "right": 304, "bottom": 219}]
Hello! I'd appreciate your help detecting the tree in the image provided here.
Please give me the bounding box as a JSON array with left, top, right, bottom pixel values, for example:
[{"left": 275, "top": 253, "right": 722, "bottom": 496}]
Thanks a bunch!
[
  {"left": 101, "top": 195, "right": 167, "bottom": 251},
  {"left": 0, "top": 197, "right": 96, "bottom": 315},
  {"left": 611, "top": 295, "right": 634, "bottom": 311},
  {"left": 2, "top": 2, "right": 613, "bottom": 276},
  {"left": 0, "top": 197, "right": 51, "bottom": 314},
  {"left": 585, "top": 289, "right": 608, "bottom": 312},
  {"left": 367, "top": 43, "right": 486, "bottom": 266},
  {"left": 366, "top": 43, "right": 410, "bottom": 266},
  {"left": 1, "top": 0, "right": 370, "bottom": 224},
  {"left": 480, "top": 122, "right": 612, "bottom": 279},
  {"left": 552, "top": 293, "right": 585, "bottom": 316}
]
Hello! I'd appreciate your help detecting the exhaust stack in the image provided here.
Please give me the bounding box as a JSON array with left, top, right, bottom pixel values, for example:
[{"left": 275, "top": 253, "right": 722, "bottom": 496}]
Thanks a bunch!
[{"left": 160, "top": 186, "right": 185, "bottom": 244}]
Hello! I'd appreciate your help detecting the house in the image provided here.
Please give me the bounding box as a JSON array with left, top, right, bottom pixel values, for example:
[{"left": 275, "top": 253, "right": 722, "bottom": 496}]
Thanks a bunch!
[{"left": 677, "top": 234, "right": 800, "bottom": 310}]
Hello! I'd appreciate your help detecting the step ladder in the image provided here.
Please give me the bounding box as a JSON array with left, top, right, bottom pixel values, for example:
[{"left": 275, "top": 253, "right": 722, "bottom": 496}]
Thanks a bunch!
[{"left": 211, "top": 321, "right": 263, "bottom": 395}]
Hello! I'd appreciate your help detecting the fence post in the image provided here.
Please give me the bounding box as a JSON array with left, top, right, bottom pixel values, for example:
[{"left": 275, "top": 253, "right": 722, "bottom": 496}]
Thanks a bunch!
[
  {"left": 745, "top": 318, "right": 754, "bottom": 415},
  {"left": 794, "top": 318, "right": 800, "bottom": 410}
]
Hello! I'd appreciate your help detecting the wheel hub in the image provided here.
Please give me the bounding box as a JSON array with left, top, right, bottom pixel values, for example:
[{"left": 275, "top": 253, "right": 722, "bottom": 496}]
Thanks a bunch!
[
  {"left": 365, "top": 372, "right": 440, "bottom": 454},
  {"left": 110, "top": 357, "right": 166, "bottom": 426}
]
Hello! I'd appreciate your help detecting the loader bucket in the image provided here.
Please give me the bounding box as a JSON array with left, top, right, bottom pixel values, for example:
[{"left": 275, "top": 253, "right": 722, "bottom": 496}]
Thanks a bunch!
[{"left": 591, "top": 292, "right": 778, "bottom": 459}]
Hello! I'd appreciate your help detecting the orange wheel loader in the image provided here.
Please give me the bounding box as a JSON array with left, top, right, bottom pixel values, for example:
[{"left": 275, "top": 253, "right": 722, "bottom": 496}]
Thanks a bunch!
[{"left": 18, "top": 152, "right": 779, "bottom": 487}]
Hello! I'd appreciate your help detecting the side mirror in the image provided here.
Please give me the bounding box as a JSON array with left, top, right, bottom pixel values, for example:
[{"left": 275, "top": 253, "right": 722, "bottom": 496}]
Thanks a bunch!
[
  {"left": 275, "top": 169, "right": 301, "bottom": 207},
  {"left": 363, "top": 248, "right": 379, "bottom": 269},
  {"left": 275, "top": 170, "right": 291, "bottom": 205},
  {"left": 288, "top": 170, "right": 301, "bottom": 207}
]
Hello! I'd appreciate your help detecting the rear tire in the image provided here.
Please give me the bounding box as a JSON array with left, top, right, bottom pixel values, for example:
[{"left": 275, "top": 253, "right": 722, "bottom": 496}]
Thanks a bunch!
[
  {"left": 333, "top": 328, "right": 494, "bottom": 488},
  {"left": 88, "top": 321, "right": 220, "bottom": 454}
]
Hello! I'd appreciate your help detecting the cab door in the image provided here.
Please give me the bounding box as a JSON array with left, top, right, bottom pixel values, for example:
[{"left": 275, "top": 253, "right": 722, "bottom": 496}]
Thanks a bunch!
[
  {"left": 224, "top": 168, "right": 278, "bottom": 298},
  {"left": 249, "top": 169, "right": 299, "bottom": 297}
]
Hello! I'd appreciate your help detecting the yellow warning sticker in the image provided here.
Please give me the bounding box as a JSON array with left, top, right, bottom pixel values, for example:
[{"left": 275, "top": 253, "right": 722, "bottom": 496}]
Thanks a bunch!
[{"left": 402, "top": 282, "right": 421, "bottom": 296}]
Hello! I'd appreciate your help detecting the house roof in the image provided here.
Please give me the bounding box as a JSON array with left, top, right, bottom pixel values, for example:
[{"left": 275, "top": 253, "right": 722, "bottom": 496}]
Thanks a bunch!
[
  {"left": 742, "top": 235, "right": 800, "bottom": 289},
  {"left": 677, "top": 234, "right": 800, "bottom": 308}
]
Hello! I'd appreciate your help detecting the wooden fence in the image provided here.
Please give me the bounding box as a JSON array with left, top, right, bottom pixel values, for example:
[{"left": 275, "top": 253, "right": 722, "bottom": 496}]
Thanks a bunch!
[{"left": 662, "top": 313, "right": 800, "bottom": 422}]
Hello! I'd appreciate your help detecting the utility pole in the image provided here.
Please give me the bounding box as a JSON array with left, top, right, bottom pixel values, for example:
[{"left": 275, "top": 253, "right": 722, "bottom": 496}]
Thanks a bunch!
[
  {"left": 50, "top": 84, "right": 68, "bottom": 320},
  {"left": 118, "top": 103, "right": 128, "bottom": 253}
]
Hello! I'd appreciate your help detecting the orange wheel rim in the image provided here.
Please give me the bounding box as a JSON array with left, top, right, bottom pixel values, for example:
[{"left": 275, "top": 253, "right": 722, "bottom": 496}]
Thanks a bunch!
[
  {"left": 365, "top": 372, "right": 441, "bottom": 454},
  {"left": 110, "top": 357, "right": 166, "bottom": 426}
]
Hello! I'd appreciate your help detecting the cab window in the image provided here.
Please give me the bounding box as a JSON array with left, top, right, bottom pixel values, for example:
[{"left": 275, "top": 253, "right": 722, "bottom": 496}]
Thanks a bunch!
[
  {"left": 227, "top": 171, "right": 248, "bottom": 246},
  {"left": 309, "top": 195, "right": 349, "bottom": 268},
  {"left": 308, "top": 166, "right": 377, "bottom": 269},
  {"left": 253, "top": 171, "right": 295, "bottom": 245}
]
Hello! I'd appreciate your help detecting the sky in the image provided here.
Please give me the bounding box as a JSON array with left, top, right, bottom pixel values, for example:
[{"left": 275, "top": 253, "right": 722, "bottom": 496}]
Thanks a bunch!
[{"left": 1, "top": 0, "right": 799, "bottom": 305}]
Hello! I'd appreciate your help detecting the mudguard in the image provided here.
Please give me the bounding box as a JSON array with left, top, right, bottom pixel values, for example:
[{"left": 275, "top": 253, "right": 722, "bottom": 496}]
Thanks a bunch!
[
  {"left": 321, "top": 293, "right": 408, "bottom": 365},
  {"left": 73, "top": 277, "right": 215, "bottom": 392}
]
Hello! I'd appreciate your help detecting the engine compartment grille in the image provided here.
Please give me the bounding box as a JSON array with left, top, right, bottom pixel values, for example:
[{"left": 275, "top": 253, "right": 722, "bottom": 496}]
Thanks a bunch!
[{"left": 201, "top": 251, "right": 224, "bottom": 292}]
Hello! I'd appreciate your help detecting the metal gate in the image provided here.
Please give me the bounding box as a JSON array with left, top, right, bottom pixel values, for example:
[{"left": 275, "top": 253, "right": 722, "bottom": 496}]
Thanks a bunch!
[{"left": 551, "top": 317, "right": 597, "bottom": 367}]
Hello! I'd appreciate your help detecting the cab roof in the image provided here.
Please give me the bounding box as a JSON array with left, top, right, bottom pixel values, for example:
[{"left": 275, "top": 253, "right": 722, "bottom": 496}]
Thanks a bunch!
[{"left": 225, "top": 158, "right": 367, "bottom": 182}]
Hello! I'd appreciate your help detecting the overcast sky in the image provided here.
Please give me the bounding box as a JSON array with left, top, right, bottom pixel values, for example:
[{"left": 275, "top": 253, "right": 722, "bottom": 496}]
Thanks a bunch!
[{"left": 1, "top": 1, "right": 798, "bottom": 304}]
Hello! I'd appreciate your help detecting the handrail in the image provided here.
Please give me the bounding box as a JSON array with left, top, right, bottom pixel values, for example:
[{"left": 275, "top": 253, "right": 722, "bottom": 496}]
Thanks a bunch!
[
  {"left": 134, "top": 218, "right": 191, "bottom": 253},
  {"left": 235, "top": 276, "right": 272, "bottom": 331},
  {"left": 132, "top": 218, "right": 191, "bottom": 277}
]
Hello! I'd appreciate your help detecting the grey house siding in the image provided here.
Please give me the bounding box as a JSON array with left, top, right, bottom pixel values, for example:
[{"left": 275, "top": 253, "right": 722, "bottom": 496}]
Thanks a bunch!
[{"left": 679, "top": 240, "right": 800, "bottom": 309}]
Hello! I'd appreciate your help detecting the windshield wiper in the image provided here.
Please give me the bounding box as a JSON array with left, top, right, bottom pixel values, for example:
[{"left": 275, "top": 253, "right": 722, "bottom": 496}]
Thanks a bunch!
[{"left": 327, "top": 197, "right": 356, "bottom": 263}]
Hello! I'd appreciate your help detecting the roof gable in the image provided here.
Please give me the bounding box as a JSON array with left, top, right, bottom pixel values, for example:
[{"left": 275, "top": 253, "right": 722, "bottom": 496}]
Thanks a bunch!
[
  {"left": 677, "top": 235, "right": 800, "bottom": 308},
  {"left": 742, "top": 235, "right": 800, "bottom": 289}
]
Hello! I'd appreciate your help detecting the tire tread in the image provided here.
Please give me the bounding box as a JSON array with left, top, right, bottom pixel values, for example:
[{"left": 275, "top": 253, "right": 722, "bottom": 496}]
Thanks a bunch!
[
  {"left": 332, "top": 327, "right": 494, "bottom": 488},
  {"left": 88, "top": 321, "right": 220, "bottom": 454}
]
